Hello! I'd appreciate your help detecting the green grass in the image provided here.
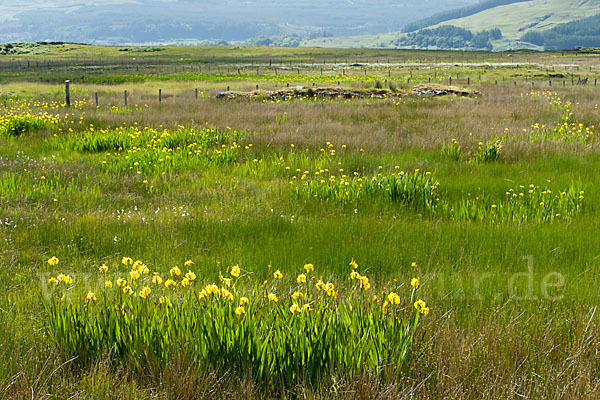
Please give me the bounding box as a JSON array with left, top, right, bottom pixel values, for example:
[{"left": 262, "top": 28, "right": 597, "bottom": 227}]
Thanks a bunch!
[{"left": 1, "top": 49, "right": 600, "bottom": 398}]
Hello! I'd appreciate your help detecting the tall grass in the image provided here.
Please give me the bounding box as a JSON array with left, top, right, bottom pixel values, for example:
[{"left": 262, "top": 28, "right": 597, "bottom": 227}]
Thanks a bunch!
[
  {"left": 444, "top": 182, "right": 584, "bottom": 223},
  {"left": 0, "top": 172, "right": 101, "bottom": 205},
  {"left": 291, "top": 169, "right": 440, "bottom": 211},
  {"left": 45, "top": 260, "right": 426, "bottom": 390},
  {"left": 440, "top": 139, "right": 462, "bottom": 161},
  {"left": 54, "top": 125, "right": 247, "bottom": 174},
  {"left": 0, "top": 112, "right": 58, "bottom": 136}
]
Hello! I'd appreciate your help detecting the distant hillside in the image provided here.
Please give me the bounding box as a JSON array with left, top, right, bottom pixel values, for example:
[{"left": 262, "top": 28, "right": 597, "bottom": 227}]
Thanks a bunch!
[
  {"left": 303, "top": 0, "right": 600, "bottom": 51},
  {"left": 0, "top": 0, "right": 475, "bottom": 45},
  {"left": 402, "top": 0, "right": 530, "bottom": 33}
]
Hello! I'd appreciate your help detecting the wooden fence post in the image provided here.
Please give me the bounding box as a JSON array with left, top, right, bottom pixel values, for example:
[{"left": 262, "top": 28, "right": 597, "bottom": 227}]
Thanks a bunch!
[
  {"left": 159, "top": 89, "right": 162, "bottom": 104},
  {"left": 124, "top": 90, "right": 128, "bottom": 106},
  {"left": 94, "top": 92, "right": 99, "bottom": 106},
  {"left": 65, "top": 80, "right": 71, "bottom": 107}
]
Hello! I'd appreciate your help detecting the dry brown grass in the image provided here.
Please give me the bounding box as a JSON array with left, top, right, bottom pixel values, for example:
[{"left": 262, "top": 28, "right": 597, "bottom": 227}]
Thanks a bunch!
[{"left": 54, "top": 82, "right": 600, "bottom": 160}]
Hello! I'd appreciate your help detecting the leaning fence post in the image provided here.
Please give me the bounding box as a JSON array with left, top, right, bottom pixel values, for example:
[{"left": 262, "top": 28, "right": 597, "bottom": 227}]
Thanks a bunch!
[{"left": 65, "top": 80, "right": 71, "bottom": 107}]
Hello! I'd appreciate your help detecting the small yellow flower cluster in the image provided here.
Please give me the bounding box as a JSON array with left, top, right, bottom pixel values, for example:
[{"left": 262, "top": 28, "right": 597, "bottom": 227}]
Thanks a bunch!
[
  {"left": 219, "top": 271, "right": 231, "bottom": 286},
  {"left": 139, "top": 286, "right": 151, "bottom": 298},
  {"left": 289, "top": 303, "right": 301, "bottom": 314},
  {"left": 85, "top": 292, "right": 96, "bottom": 303},
  {"left": 350, "top": 270, "right": 370, "bottom": 289},
  {"left": 52, "top": 257, "right": 429, "bottom": 324},
  {"left": 48, "top": 272, "right": 73, "bottom": 285},
  {"left": 348, "top": 259, "right": 370, "bottom": 289},
  {"left": 411, "top": 277, "right": 420, "bottom": 288},
  {"left": 291, "top": 291, "right": 304, "bottom": 300},
  {"left": 414, "top": 299, "right": 429, "bottom": 315},
  {"left": 296, "top": 273, "right": 307, "bottom": 284},
  {"left": 235, "top": 306, "right": 245, "bottom": 315},
  {"left": 385, "top": 292, "right": 401, "bottom": 307},
  {"left": 152, "top": 273, "right": 163, "bottom": 285},
  {"left": 288, "top": 303, "right": 312, "bottom": 315},
  {"left": 159, "top": 296, "right": 170, "bottom": 306},
  {"left": 198, "top": 283, "right": 234, "bottom": 302},
  {"left": 316, "top": 279, "right": 336, "bottom": 297},
  {"left": 129, "top": 260, "right": 150, "bottom": 280}
]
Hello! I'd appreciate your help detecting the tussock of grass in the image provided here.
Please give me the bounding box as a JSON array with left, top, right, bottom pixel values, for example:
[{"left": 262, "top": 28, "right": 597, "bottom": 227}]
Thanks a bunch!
[
  {"left": 291, "top": 169, "right": 439, "bottom": 211},
  {"left": 471, "top": 140, "right": 502, "bottom": 163},
  {"left": 440, "top": 139, "right": 462, "bottom": 161},
  {"left": 0, "top": 112, "right": 58, "bottom": 137},
  {"left": 45, "top": 258, "right": 426, "bottom": 390},
  {"left": 54, "top": 125, "right": 247, "bottom": 174},
  {"left": 444, "top": 182, "right": 584, "bottom": 223}
]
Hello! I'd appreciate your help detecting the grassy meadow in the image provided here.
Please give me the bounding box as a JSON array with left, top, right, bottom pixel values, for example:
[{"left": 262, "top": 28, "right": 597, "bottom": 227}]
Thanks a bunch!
[{"left": 1, "top": 45, "right": 600, "bottom": 399}]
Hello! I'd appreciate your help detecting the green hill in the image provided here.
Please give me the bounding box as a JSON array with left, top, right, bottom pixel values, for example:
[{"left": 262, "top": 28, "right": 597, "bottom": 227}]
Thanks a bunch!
[
  {"left": 0, "top": 0, "right": 476, "bottom": 45},
  {"left": 302, "top": 0, "right": 600, "bottom": 51}
]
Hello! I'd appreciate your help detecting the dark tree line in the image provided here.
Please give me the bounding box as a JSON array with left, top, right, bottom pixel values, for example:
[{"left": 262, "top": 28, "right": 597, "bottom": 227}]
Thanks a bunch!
[
  {"left": 394, "top": 25, "right": 501, "bottom": 50},
  {"left": 521, "top": 14, "right": 600, "bottom": 50}
]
